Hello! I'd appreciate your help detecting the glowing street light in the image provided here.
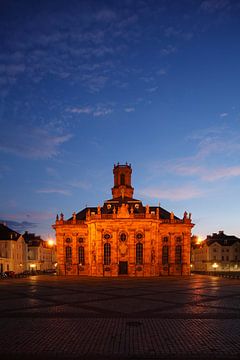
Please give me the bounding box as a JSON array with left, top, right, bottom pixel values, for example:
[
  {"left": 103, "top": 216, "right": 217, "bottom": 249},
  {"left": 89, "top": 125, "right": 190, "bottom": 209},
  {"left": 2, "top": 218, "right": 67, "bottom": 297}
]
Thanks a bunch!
[
  {"left": 48, "top": 239, "right": 54, "bottom": 247},
  {"left": 212, "top": 262, "right": 218, "bottom": 270}
]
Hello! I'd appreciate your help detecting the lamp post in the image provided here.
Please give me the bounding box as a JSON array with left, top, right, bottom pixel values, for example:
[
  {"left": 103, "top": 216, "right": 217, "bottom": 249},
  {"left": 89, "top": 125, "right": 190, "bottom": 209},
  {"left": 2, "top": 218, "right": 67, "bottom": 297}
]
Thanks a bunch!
[
  {"left": 47, "top": 239, "right": 55, "bottom": 270},
  {"left": 212, "top": 262, "right": 218, "bottom": 274}
]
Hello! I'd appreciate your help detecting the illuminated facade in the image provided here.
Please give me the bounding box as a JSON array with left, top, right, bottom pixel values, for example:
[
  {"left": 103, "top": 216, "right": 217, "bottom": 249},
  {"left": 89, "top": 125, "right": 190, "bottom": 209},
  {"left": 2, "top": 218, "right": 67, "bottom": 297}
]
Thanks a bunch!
[
  {"left": 192, "top": 231, "right": 240, "bottom": 272},
  {"left": 53, "top": 164, "right": 194, "bottom": 276},
  {"left": 0, "top": 223, "right": 27, "bottom": 273}
]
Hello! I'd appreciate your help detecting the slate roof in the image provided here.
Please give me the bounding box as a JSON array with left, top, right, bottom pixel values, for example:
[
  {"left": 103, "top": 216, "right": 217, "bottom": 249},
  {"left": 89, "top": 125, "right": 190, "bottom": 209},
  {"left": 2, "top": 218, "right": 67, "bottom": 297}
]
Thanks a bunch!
[
  {"left": 206, "top": 231, "right": 240, "bottom": 246},
  {"left": 0, "top": 223, "right": 21, "bottom": 241},
  {"left": 23, "top": 232, "right": 44, "bottom": 247},
  {"left": 69, "top": 196, "right": 180, "bottom": 221}
]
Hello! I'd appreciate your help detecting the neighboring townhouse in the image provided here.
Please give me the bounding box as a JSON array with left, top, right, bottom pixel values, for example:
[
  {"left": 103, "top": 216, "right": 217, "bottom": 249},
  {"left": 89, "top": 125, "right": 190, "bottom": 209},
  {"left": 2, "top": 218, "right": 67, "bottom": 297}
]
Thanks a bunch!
[
  {"left": 23, "top": 232, "right": 56, "bottom": 271},
  {"left": 192, "top": 231, "right": 240, "bottom": 272},
  {"left": 0, "top": 223, "right": 27, "bottom": 273}
]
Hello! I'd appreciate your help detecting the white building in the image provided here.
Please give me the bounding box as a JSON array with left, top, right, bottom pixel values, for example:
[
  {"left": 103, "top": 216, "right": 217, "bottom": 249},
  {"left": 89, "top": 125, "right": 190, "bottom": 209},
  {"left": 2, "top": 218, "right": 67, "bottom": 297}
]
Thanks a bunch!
[
  {"left": 23, "top": 232, "right": 57, "bottom": 272},
  {"left": 192, "top": 231, "right": 240, "bottom": 272},
  {"left": 0, "top": 223, "right": 27, "bottom": 273}
]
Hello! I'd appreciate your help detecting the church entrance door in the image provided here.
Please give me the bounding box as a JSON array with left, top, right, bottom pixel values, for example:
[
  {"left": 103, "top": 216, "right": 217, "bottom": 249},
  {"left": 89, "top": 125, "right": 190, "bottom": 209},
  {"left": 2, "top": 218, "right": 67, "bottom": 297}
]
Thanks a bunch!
[{"left": 119, "top": 261, "right": 128, "bottom": 275}]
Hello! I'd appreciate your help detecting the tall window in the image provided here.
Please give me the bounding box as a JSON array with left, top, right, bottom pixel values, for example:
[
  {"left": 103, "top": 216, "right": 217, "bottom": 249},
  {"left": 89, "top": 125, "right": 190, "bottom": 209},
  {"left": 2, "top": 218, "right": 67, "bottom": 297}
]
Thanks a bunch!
[
  {"left": 136, "top": 243, "right": 143, "bottom": 265},
  {"left": 120, "top": 173, "right": 125, "bottom": 185},
  {"left": 162, "top": 245, "right": 169, "bottom": 265},
  {"left": 175, "top": 245, "right": 182, "bottom": 264},
  {"left": 104, "top": 243, "right": 111, "bottom": 265},
  {"left": 66, "top": 246, "right": 72, "bottom": 263},
  {"left": 78, "top": 246, "right": 85, "bottom": 265}
]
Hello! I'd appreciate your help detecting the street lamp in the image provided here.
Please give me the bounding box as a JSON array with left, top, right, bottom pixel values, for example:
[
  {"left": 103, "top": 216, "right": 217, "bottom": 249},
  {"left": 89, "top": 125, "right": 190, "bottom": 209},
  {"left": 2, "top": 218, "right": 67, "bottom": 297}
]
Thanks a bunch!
[
  {"left": 47, "top": 239, "right": 55, "bottom": 270},
  {"left": 212, "top": 262, "right": 218, "bottom": 272}
]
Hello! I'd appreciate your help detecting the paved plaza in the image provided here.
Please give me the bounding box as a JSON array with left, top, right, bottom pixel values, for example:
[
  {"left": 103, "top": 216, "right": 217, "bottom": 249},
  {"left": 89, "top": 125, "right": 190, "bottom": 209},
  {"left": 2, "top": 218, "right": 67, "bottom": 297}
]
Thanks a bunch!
[{"left": 0, "top": 275, "right": 240, "bottom": 360}]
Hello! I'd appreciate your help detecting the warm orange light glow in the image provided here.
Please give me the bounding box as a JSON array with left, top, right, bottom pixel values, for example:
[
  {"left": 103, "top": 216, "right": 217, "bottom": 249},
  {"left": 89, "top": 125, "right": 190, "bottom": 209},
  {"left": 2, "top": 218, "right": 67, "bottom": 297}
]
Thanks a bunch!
[
  {"left": 212, "top": 262, "right": 218, "bottom": 269},
  {"left": 196, "top": 236, "right": 203, "bottom": 245},
  {"left": 48, "top": 239, "right": 54, "bottom": 246}
]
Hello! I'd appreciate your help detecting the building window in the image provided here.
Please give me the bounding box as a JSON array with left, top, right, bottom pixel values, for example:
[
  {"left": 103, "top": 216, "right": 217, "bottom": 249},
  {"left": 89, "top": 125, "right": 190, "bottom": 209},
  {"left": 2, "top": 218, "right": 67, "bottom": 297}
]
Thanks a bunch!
[
  {"left": 65, "top": 246, "right": 72, "bottom": 262},
  {"left": 163, "top": 236, "right": 169, "bottom": 242},
  {"left": 104, "top": 243, "right": 111, "bottom": 265},
  {"left": 175, "top": 245, "right": 182, "bottom": 264},
  {"left": 226, "top": 256, "right": 229, "bottom": 261},
  {"left": 65, "top": 238, "right": 72, "bottom": 243},
  {"left": 213, "top": 248, "right": 217, "bottom": 252},
  {"left": 78, "top": 246, "right": 85, "bottom": 265},
  {"left": 222, "top": 256, "right": 224, "bottom": 261},
  {"left": 120, "top": 173, "right": 125, "bottom": 185},
  {"left": 120, "top": 233, "right": 127, "bottom": 242},
  {"left": 162, "top": 245, "right": 169, "bottom": 265},
  {"left": 176, "top": 236, "right": 182, "bottom": 243},
  {"left": 136, "top": 243, "right": 143, "bottom": 265},
  {"left": 78, "top": 237, "right": 84, "bottom": 243}
]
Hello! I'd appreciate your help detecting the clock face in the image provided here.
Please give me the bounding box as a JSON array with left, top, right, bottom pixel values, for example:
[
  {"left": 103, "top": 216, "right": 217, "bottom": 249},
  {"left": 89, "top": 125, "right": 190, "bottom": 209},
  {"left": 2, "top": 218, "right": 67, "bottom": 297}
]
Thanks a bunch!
[{"left": 104, "top": 233, "right": 111, "bottom": 240}]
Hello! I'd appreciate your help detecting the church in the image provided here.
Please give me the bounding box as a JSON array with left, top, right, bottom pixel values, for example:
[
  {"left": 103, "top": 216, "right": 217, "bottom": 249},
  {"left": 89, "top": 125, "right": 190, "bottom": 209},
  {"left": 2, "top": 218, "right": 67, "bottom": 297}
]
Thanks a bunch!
[{"left": 53, "top": 163, "right": 194, "bottom": 276}]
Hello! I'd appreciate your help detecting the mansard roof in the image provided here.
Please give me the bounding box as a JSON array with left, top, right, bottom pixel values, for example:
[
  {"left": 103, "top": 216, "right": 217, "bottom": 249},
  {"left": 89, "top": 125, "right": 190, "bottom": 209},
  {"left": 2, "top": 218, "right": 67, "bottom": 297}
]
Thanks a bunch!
[
  {"left": 23, "top": 231, "right": 44, "bottom": 247},
  {"left": 69, "top": 200, "right": 180, "bottom": 221},
  {"left": 0, "top": 223, "right": 21, "bottom": 241},
  {"left": 206, "top": 231, "right": 240, "bottom": 246}
]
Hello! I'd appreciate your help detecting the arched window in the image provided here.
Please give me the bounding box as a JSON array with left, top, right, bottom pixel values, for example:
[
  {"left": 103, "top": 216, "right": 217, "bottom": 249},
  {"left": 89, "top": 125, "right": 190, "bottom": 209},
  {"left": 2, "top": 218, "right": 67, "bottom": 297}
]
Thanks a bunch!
[
  {"left": 78, "top": 246, "right": 85, "bottom": 265},
  {"left": 175, "top": 245, "right": 182, "bottom": 264},
  {"left": 120, "top": 173, "right": 125, "bottom": 185},
  {"left": 104, "top": 243, "right": 111, "bottom": 265},
  {"left": 65, "top": 246, "right": 72, "bottom": 263},
  {"left": 136, "top": 243, "right": 143, "bottom": 265},
  {"left": 162, "top": 245, "right": 169, "bottom": 265}
]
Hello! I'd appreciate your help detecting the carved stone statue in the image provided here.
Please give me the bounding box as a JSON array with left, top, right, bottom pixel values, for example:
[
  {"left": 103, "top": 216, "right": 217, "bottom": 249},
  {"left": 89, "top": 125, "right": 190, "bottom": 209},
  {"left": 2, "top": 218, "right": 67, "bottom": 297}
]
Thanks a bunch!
[{"left": 117, "top": 203, "right": 130, "bottom": 218}]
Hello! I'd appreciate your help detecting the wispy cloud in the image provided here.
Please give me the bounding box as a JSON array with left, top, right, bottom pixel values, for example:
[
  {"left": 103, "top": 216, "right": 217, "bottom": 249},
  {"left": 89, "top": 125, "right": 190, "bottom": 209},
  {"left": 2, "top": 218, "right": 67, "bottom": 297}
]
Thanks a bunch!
[
  {"left": 36, "top": 188, "right": 71, "bottom": 196},
  {"left": 153, "top": 126, "right": 240, "bottom": 183},
  {"left": 146, "top": 86, "right": 158, "bottom": 93},
  {"left": 93, "top": 107, "right": 113, "bottom": 117},
  {"left": 220, "top": 112, "right": 228, "bottom": 117},
  {"left": 160, "top": 45, "right": 177, "bottom": 56},
  {"left": 0, "top": 219, "right": 37, "bottom": 232},
  {"left": 68, "top": 180, "right": 92, "bottom": 190},
  {"left": 200, "top": 0, "right": 230, "bottom": 13},
  {"left": 67, "top": 104, "right": 113, "bottom": 117},
  {"left": 67, "top": 106, "right": 93, "bottom": 114},
  {"left": 139, "top": 185, "right": 204, "bottom": 201},
  {"left": 0, "top": 126, "right": 72, "bottom": 159},
  {"left": 124, "top": 107, "right": 135, "bottom": 112}
]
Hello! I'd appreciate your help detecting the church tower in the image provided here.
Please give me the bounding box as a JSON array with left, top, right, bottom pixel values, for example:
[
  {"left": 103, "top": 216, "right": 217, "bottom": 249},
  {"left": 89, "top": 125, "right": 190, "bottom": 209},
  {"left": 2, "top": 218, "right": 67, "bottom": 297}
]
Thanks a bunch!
[{"left": 112, "top": 163, "right": 134, "bottom": 199}]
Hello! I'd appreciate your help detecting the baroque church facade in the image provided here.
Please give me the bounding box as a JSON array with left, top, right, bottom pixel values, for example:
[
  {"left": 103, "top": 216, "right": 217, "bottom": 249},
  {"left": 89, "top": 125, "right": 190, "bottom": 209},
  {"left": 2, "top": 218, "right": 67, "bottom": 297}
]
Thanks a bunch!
[{"left": 53, "top": 164, "right": 194, "bottom": 276}]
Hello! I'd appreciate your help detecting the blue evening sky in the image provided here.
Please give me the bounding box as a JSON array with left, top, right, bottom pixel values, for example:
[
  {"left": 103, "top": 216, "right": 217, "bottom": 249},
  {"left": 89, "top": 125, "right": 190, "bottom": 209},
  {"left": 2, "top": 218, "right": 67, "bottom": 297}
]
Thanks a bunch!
[{"left": 0, "top": 0, "right": 240, "bottom": 240}]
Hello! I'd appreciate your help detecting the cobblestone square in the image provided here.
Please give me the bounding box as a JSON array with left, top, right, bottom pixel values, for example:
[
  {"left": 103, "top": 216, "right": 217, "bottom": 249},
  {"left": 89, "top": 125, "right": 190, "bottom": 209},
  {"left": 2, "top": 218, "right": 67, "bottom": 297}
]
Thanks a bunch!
[{"left": 0, "top": 275, "right": 240, "bottom": 359}]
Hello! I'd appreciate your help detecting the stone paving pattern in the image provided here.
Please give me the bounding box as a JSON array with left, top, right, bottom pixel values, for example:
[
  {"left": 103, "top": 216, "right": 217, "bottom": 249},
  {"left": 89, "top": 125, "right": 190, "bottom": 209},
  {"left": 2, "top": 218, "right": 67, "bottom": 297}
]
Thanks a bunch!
[{"left": 0, "top": 275, "right": 240, "bottom": 359}]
